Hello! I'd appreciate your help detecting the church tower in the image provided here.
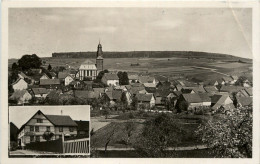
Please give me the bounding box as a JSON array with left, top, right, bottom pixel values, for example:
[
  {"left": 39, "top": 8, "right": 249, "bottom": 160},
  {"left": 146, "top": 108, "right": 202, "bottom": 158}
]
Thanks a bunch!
[{"left": 96, "top": 41, "right": 104, "bottom": 73}]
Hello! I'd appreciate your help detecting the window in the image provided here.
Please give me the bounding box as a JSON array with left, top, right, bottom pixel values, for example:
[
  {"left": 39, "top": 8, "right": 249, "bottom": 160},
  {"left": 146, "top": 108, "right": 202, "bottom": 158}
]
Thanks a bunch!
[
  {"left": 30, "top": 126, "right": 34, "bottom": 132},
  {"left": 69, "top": 127, "right": 74, "bottom": 132},
  {"left": 36, "top": 136, "right": 40, "bottom": 142},
  {"left": 35, "top": 126, "right": 39, "bottom": 132},
  {"left": 30, "top": 136, "right": 34, "bottom": 142},
  {"left": 46, "top": 126, "right": 50, "bottom": 132},
  {"left": 59, "top": 127, "right": 63, "bottom": 132},
  {"left": 37, "top": 119, "right": 43, "bottom": 123}
]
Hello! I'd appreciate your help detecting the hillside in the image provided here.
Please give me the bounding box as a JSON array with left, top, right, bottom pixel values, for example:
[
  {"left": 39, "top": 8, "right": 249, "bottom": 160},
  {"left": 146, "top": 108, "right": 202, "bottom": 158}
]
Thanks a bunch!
[{"left": 52, "top": 51, "right": 251, "bottom": 62}]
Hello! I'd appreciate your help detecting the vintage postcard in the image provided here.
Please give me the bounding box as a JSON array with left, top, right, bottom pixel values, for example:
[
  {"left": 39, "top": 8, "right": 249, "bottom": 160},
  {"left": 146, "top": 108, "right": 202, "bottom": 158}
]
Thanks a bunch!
[{"left": 1, "top": 1, "right": 259, "bottom": 164}]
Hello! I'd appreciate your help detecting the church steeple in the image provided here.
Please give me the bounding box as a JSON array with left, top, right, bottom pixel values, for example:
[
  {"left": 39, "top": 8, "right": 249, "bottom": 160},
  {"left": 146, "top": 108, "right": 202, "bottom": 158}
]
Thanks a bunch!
[
  {"left": 97, "top": 40, "right": 103, "bottom": 58},
  {"left": 96, "top": 41, "right": 104, "bottom": 73}
]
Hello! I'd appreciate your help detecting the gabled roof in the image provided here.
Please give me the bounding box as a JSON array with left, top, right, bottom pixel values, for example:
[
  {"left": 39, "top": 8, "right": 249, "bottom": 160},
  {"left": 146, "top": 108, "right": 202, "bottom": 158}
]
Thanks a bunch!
[
  {"left": 105, "top": 90, "right": 122, "bottom": 101},
  {"left": 244, "top": 88, "right": 252, "bottom": 96},
  {"left": 236, "top": 97, "right": 253, "bottom": 106},
  {"left": 204, "top": 86, "right": 218, "bottom": 93},
  {"left": 182, "top": 86, "right": 206, "bottom": 93},
  {"left": 136, "top": 93, "right": 154, "bottom": 102},
  {"left": 182, "top": 93, "right": 211, "bottom": 103},
  {"left": 154, "top": 75, "right": 168, "bottom": 83},
  {"left": 222, "top": 76, "right": 233, "bottom": 82},
  {"left": 145, "top": 87, "right": 157, "bottom": 93},
  {"left": 79, "top": 60, "right": 97, "bottom": 70},
  {"left": 155, "top": 89, "right": 171, "bottom": 98},
  {"left": 93, "top": 88, "right": 105, "bottom": 93},
  {"left": 173, "top": 91, "right": 182, "bottom": 97},
  {"left": 40, "top": 79, "right": 60, "bottom": 85},
  {"left": 74, "top": 90, "right": 97, "bottom": 99},
  {"left": 102, "top": 73, "right": 119, "bottom": 80},
  {"left": 32, "top": 88, "right": 48, "bottom": 95},
  {"left": 138, "top": 76, "right": 155, "bottom": 83},
  {"left": 212, "top": 102, "right": 235, "bottom": 110},
  {"left": 129, "top": 86, "right": 145, "bottom": 95},
  {"left": 231, "top": 76, "right": 239, "bottom": 80},
  {"left": 220, "top": 86, "right": 244, "bottom": 93},
  {"left": 9, "top": 90, "right": 31, "bottom": 100},
  {"left": 143, "top": 83, "right": 156, "bottom": 88},
  {"left": 45, "top": 115, "right": 78, "bottom": 126},
  {"left": 128, "top": 75, "right": 139, "bottom": 80},
  {"left": 11, "top": 78, "right": 27, "bottom": 86},
  {"left": 211, "top": 94, "right": 232, "bottom": 105},
  {"left": 49, "top": 72, "right": 56, "bottom": 77},
  {"left": 58, "top": 72, "right": 70, "bottom": 79}
]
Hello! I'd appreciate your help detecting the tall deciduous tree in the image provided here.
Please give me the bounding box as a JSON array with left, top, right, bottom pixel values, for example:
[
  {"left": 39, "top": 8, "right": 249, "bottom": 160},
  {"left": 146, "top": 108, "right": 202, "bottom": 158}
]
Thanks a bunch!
[
  {"left": 117, "top": 71, "right": 129, "bottom": 85},
  {"left": 18, "top": 54, "right": 42, "bottom": 70},
  {"left": 134, "top": 113, "right": 186, "bottom": 157},
  {"left": 196, "top": 107, "right": 252, "bottom": 158}
]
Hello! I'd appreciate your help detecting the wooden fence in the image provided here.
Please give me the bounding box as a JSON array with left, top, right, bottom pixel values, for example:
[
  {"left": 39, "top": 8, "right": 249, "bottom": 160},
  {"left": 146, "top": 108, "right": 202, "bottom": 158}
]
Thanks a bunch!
[{"left": 63, "top": 137, "right": 90, "bottom": 155}]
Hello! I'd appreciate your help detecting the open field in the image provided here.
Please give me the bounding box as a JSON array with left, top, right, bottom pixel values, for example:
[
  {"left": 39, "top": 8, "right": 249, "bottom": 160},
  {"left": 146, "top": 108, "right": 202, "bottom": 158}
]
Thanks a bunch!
[{"left": 9, "top": 57, "right": 252, "bottom": 84}]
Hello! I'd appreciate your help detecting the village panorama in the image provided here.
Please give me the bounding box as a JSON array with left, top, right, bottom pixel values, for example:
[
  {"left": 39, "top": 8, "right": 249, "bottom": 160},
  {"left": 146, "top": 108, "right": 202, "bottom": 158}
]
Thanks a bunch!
[{"left": 8, "top": 42, "right": 252, "bottom": 158}]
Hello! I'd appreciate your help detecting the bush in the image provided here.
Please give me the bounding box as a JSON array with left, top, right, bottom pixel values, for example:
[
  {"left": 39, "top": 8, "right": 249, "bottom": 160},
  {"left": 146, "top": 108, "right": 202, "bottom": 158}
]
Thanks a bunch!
[{"left": 129, "top": 113, "right": 135, "bottom": 119}]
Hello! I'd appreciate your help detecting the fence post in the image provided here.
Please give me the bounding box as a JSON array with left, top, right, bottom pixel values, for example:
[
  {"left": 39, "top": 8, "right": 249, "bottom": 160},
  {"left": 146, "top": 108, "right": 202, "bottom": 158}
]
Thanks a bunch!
[{"left": 62, "top": 133, "right": 65, "bottom": 153}]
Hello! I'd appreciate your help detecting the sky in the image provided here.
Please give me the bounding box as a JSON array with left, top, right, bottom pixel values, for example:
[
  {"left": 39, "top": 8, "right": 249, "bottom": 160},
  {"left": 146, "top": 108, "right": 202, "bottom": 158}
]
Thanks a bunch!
[
  {"left": 8, "top": 8, "right": 252, "bottom": 59},
  {"left": 9, "top": 105, "right": 90, "bottom": 129}
]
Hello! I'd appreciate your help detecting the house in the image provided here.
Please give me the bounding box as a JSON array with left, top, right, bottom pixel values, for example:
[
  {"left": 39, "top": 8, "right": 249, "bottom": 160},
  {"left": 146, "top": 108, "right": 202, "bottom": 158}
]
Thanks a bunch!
[
  {"left": 40, "top": 73, "right": 51, "bottom": 80},
  {"left": 221, "top": 76, "right": 233, "bottom": 84},
  {"left": 181, "top": 88, "right": 196, "bottom": 94},
  {"left": 231, "top": 75, "right": 238, "bottom": 83},
  {"left": 9, "top": 90, "right": 32, "bottom": 105},
  {"left": 39, "top": 79, "right": 61, "bottom": 89},
  {"left": 49, "top": 72, "right": 57, "bottom": 79},
  {"left": 12, "top": 78, "right": 28, "bottom": 91},
  {"left": 101, "top": 73, "right": 119, "bottom": 86},
  {"left": 135, "top": 93, "right": 155, "bottom": 109},
  {"left": 138, "top": 76, "right": 156, "bottom": 84},
  {"left": 211, "top": 94, "right": 233, "bottom": 110},
  {"left": 143, "top": 83, "right": 156, "bottom": 88},
  {"left": 204, "top": 86, "right": 218, "bottom": 94},
  {"left": 235, "top": 96, "right": 252, "bottom": 107},
  {"left": 208, "top": 80, "right": 219, "bottom": 86},
  {"left": 176, "top": 93, "right": 211, "bottom": 110},
  {"left": 128, "top": 75, "right": 139, "bottom": 83},
  {"left": 31, "top": 88, "right": 48, "bottom": 99},
  {"left": 103, "top": 90, "right": 123, "bottom": 104},
  {"left": 74, "top": 90, "right": 99, "bottom": 100},
  {"left": 114, "top": 85, "right": 128, "bottom": 92},
  {"left": 83, "top": 81, "right": 93, "bottom": 90},
  {"left": 18, "top": 110, "right": 78, "bottom": 148},
  {"left": 236, "top": 88, "right": 252, "bottom": 97},
  {"left": 182, "top": 86, "right": 206, "bottom": 93},
  {"left": 58, "top": 72, "right": 74, "bottom": 86},
  {"left": 75, "top": 121, "right": 89, "bottom": 137},
  {"left": 93, "top": 88, "right": 105, "bottom": 98},
  {"left": 18, "top": 72, "right": 31, "bottom": 80},
  {"left": 220, "top": 86, "right": 244, "bottom": 93},
  {"left": 69, "top": 80, "right": 84, "bottom": 89}
]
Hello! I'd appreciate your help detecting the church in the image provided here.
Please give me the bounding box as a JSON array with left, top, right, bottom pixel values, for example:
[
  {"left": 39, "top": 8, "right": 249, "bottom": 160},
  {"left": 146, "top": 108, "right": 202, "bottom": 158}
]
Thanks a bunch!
[{"left": 78, "top": 42, "right": 104, "bottom": 80}]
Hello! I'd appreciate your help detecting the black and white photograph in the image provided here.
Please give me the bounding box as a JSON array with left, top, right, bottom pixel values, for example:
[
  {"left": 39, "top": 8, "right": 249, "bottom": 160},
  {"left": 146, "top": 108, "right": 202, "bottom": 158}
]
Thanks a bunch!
[
  {"left": 9, "top": 105, "right": 90, "bottom": 157},
  {"left": 2, "top": 1, "right": 259, "bottom": 162}
]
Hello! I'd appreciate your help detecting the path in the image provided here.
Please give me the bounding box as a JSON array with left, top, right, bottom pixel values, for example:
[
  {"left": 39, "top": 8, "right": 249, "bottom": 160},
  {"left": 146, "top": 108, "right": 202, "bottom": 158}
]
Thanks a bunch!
[
  {"left": 9, "top": 149, "right": 55, "bottom": 155},
  {"left": 190, "top": 66, "right": 230, "bottom": 76}
]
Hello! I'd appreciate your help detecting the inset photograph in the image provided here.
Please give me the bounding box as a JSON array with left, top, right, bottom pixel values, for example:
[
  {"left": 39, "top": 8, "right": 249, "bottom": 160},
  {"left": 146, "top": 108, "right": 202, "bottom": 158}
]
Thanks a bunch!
[{"left": 9, "top": 105, "right": 90, "bottom": 157}]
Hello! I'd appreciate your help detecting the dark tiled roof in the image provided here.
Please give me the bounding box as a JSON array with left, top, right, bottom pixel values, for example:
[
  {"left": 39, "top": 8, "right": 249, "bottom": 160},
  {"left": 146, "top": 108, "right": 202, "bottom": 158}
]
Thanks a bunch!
[
  {"left": 138, "top": 76, "right": 155, "bottom": 83},
  {"left": 236, "top": 97, "right": 253, "bottom": 106},
  {"left": 58, "top": 72, "right": 70, "bottom": 79},
  {"left": 40, "top": 79, "right": 60, "bottom": 85},
  {"left": 103, "top": 73, "right": 119, "bottom": 80},
  {"left": 245, "top": 88, "right": 252, "bottom": 96},
  {"left": 204, "top": 86, "right": 218, "bottom": 93},
  {"left": 45, "top": 115, "right": 78, "bottom": 126},
  {"left": 32, "top": 88, "right": 48, "bottom": 95},
  {"left": 182, "top": 93, "right": 210, "bottom": 103},
  {"left": 220, "top": 86, "right": 244, "bottom": 93},
  {"left": 105, "top": 90, "right": 122, "bottom": 101},
  {"left": 74, "top": 90, "right": 97, "bottom": 99},
  {"left": 136, "top": 93, "right": 153, "bottom": 102}
]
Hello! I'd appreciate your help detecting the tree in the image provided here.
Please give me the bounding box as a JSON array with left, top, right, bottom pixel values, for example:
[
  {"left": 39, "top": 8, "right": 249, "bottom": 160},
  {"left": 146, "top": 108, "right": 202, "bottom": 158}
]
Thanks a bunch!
[
  {"left": 104, "top": 123, "right": 118, "bottom": 154},
  {"left": 195, "top": 107, "right": 252, "bottom": 158},
  {"left": 43, "top": 131, "right": 54, "bottom": 141},
  {"left": 131, "top": 97, "right": 138, "bottom": 110},
  {"left": 11, "top": 63, "right": 19, "bottom": 71},
  {"left": 102, "top": 109, "right": 110, "bottom": 119},
  {"left": 18, "top": 54, "right": 42, "bottom": 70},
  {"left": 165, "top": 98, "right": 175, "bottom": 111},
  {"left": 134, "top": 113, "right": 186, "bottom": 157},
  {"left": 117, "top": 71, "right": 129, "bottom": 85},
  {"left": 176, "top": 101, "right": 189, "bottom": 113},
  {"left": 48, "top": 64, "right": 52, "bottom": 71},
  {"left": 123, "top": 121, "right": 136, "bottom": 146}
]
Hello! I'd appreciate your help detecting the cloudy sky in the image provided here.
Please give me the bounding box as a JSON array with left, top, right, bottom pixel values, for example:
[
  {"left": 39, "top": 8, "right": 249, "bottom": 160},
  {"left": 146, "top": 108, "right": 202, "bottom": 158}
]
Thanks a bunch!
[{"left": 9, "top": 8, "right": 252, "bottom": 59}]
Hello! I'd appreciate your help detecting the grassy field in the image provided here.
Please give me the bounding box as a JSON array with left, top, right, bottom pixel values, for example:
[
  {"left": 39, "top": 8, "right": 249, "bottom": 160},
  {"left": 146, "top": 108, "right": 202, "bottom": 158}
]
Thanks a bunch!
[{"left": 8, "top": 57, "right": 252, "bottom": 83}]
